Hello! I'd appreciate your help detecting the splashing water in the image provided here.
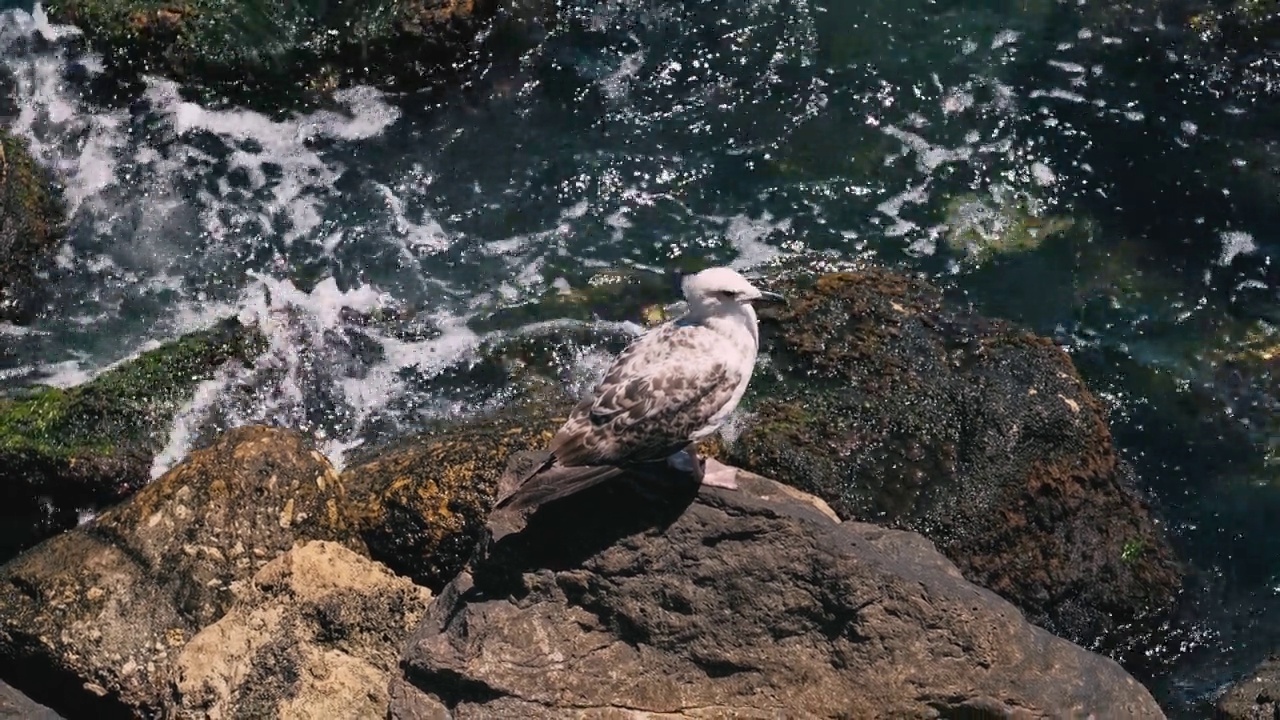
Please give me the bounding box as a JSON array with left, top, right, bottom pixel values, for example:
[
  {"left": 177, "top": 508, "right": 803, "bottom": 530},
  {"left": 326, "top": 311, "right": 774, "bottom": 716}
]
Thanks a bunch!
[{"left": 2, "top": 0, "right": 1280, "bottom": 712}]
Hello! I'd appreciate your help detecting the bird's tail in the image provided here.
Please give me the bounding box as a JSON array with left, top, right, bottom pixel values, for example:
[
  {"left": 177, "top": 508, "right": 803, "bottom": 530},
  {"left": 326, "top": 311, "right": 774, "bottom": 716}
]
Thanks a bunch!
[{"left": 493, "top": 459, "right": 626, "bottom": 512}]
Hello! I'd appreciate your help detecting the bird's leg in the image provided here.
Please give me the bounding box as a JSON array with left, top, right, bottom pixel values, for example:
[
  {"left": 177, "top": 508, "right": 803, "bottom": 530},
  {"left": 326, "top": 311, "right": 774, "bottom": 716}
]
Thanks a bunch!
[
  {"left": 667, "top": 447, "right": 740, "bottom": 490},
  {"left": 666, "top": 448, "right": 701, "bottom": 476},
  {"left": 700, "top": 457, "right": 741, "bottom": 490}
]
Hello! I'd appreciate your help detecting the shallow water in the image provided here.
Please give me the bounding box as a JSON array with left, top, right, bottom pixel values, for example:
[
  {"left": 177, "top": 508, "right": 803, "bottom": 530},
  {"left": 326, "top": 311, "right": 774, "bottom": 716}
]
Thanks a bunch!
[{"left": 1, "top": 0, "right": 1278, "bottom": 713}]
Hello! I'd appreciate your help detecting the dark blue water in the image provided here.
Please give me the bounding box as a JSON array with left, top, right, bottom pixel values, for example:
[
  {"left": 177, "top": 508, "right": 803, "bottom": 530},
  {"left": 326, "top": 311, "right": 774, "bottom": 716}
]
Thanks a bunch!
[{"left": 1, "top": 0, "right": 1278, "bottom": 713}]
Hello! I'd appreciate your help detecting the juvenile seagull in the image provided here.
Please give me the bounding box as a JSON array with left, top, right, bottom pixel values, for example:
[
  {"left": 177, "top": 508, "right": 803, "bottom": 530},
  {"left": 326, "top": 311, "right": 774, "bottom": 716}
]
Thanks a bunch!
[{"left": 494, "top": 267, "right": 784, "bottom": 512}]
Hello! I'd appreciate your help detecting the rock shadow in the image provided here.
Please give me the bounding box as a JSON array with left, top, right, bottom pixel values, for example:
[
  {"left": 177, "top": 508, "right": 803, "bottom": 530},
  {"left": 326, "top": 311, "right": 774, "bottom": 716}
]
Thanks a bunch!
[{"left": 472, "top": 465, "right": 701, "bottom": 596}]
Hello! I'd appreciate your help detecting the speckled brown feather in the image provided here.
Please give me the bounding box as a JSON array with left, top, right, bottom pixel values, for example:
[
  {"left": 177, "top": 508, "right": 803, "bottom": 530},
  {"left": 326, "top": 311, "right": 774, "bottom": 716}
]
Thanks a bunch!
[
  {"left": 494, "top": 270, "right": 767, "bottom": 513},
  {"left": 494, "top": 321, "right": 746, "bottom": 511},
  {"left": 547, "top": 320, "right": 744, "bottom": 467}
]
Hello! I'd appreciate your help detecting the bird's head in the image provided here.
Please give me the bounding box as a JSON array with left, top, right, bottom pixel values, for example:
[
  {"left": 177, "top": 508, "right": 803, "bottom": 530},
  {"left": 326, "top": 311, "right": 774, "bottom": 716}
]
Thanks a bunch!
[{"left": 681, "top": 267, "right": 785, "bottom": 316}]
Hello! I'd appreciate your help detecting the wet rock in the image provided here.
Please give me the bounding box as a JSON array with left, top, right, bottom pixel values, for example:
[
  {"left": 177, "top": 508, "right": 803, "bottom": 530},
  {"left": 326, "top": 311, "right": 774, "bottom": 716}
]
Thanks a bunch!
[
  {"left": 728, "top": 269, "right": 1183, "bottom": 661},
  {"left": 0, "top": 317, "right": 267, "bottom": 563},
  {"left": 342, "top": 394, "right": 562, "bottom": 591},
  {"left": 469, "top": 267, "right": 681, "bottom": 334},
  {"left": 0, "top": 130, "right": 64, "bottom": 324},
  {"left": 1218, "top": 655, "right": 1280, "bottom": 720},
  {"left": 172, "top": 540, "right": 432, "bottom": 719},
  {"left": 46, "top": 0, "right": 498, "bottom": 102},
  {"left": 0, "top": 426, "right": 351, "bottom": 718},
  {"left": 392, "top": 470, "right": 1167, "bottom": 718}
]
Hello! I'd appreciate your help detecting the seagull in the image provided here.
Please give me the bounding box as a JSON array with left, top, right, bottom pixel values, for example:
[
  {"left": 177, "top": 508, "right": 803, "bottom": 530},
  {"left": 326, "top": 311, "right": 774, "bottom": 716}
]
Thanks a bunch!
[{"left": 493, "top": 267, "right": 784, "bottom": 512}]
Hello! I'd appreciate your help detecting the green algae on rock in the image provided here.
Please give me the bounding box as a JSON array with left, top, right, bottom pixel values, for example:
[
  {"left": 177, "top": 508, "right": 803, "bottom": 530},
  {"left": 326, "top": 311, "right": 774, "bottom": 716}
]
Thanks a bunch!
[
  {"left": 728, "top": 269, "right": 1184, "bottom": 668},
  {"left": 0, "top": 426, "right": 354, "bottom": 718},
  {"left": 943, "top": 191, "right": 1082, "bottom": 265},
  {"left": 46, "top": 0, "right": 497, "bottom": 101},
  {"left": 0, "top": 317, "right": 266, "bottom": 562},
  {"left": 0, "top": 131, "right": 65, "bottom": 324}
]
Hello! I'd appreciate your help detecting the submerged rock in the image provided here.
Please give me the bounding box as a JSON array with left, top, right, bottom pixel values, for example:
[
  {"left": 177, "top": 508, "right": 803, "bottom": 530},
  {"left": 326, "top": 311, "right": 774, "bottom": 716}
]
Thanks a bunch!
[
  {"left": 172, "top": 540, "right": 431, "bottom": 719},
  {"left": 469, "top": 267, "right": 681, "bottom": 334},
  {"left": 728, "top": 269, "right": 1183, "bottom": 661},
  {"left": 392, "top": 470, "right": 1167, "bottom": 718},
  {"left": 942, "top": 190, "right": 1082, "bottom": 265},
  {"left": 0, "top": 426, "right": 351, "bottom": 718},
  {"left": 343, "top": 401, "right": 560, "bottom": 591},
  {"left": 1217, "top": 655, "right": 1280, "bottom": 720},
  {"left": 0, "top": 130, "right": 65, "bottom": 324},
  {"left": 0, "top": 317, "right": 266, "bottom": 563},
  {"left": 46, "top": 0, "right": 498, "bottom": 101}
]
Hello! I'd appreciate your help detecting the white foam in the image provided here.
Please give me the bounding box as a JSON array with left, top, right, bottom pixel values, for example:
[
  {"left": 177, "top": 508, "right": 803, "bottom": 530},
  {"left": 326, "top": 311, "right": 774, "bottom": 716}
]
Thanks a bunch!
[
  {"left": 2, "top": 12, "right": 128, "bottom": 215},
  {"left": 723, "top": 212, "right": 790, "bottom": 269},
  {"left": 373, "top": 181, "right": 453, "bottom": 255},
  {"left": 34, "top": 358, "right": 94, "bottom": 387},
  {"left": 1219, "top": 231, "right": 1257, "bottom": 266},
  {"left": 144, "top": 79, "right": 401, "bottom": 246},
  {"left": 150, "top": 367, "right": 243, "bottom": 478},
  {"left": 882, "top": 125, "right": 974, "bottom": 172}
]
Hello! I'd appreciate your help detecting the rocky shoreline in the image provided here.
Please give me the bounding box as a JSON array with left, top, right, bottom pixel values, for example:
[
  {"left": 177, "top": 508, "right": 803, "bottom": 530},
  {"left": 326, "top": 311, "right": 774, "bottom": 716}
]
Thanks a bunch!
[{"left": 0, "top": 263, "right": 1220, "bottom": 718}]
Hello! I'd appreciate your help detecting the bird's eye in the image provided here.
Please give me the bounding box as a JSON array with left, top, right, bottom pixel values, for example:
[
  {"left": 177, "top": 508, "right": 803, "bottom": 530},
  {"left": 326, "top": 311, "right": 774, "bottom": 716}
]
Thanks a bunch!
[{"left": 715, "top": 289, "right": 738, "bottom": 299}]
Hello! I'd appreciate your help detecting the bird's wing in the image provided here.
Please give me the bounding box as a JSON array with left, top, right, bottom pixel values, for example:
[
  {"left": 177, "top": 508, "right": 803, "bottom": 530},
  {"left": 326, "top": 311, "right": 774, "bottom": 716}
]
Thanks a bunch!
[
  {"left": 549, "top": 323, "right": 745, "bottom": 466},
  {"left": 493, "top": 463, "right": 626, "bottom": 511}
]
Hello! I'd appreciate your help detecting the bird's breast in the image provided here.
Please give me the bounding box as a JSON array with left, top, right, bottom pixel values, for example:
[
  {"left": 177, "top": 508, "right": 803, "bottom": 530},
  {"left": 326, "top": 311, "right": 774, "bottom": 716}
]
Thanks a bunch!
[{"left": 707, "top": 311, "right": 758, "bottom": 348}]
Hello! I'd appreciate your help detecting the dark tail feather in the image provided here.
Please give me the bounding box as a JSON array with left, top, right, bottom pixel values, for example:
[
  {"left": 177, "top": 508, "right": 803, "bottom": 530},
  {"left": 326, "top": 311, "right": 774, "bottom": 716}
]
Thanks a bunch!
[{"left": 493, "top": 463, "right": 626, "bottom": 512}]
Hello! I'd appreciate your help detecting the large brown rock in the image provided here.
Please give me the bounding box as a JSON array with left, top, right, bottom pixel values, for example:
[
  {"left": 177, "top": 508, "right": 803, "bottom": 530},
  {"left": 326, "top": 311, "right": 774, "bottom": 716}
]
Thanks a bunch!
[
  {"left": 727, "top": 269, "right": 1183, "bottom": 660},
  {"left": 172, "top": 540, "right": 432, "bottom": 719},
  {"left": 0, "top": 426, "right": 352, "bottom": 718},
  {"left": 392, "top": 470, "right": 1167, "bottom": 718}
]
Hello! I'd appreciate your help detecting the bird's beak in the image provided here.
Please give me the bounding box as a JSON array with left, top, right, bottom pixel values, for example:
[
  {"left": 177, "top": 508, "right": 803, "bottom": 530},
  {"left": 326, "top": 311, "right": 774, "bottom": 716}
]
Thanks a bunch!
[{"left": 755, "top": 290, "right": 787, "bottom": 305}]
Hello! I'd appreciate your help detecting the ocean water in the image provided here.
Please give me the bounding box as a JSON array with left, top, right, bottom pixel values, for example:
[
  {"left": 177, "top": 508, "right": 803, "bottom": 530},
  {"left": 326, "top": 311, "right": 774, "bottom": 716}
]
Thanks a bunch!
[{"left": 0, "top": 0, "right": 1278, "bottom": 714}]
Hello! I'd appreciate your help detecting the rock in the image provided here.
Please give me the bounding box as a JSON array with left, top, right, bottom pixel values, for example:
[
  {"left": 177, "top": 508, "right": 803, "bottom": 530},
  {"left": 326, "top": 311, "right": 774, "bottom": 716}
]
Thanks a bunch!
[
  {"left": 0, "top": 426, "right": 352, "bottom": 718},
  {"left": 46, "top": 0, "right": 497, "bottom": 103},
  {"left": 0, "top": 317, "right": 267, "bottom": 563},
  {"left": 942, "top": 191, "right": 1082, "bottom": 265},
  {"left": 172, "top": 540, "right": 432, "bottom": 719},
  {"left": 0, "top": 681, "right": 62, "bottom": 720},
  {"left": 1218, "top": 655, "right": 1280, "bottom": 720},
  {"left": 726, "top": 269, "right": 1182, "bottom": 661},
  {"left": 0, "top": 130, "right": 64, "bottom": 324},
  {"left": 342, "top": 395, "right": 562, "bottom": 591},
  {"left": 392, "top": 470, "right": 1167, "bottom": 718},
  {"left": 469, "top": 268, "right": 681, "bottom": 334}
]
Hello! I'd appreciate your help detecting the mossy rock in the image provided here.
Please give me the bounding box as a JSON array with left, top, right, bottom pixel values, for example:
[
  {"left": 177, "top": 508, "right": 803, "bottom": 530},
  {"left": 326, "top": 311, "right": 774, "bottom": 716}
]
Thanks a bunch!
[
  {"left": 46, "top": 0, "right": 497, "bottom": 104},
  {"left": 0, "top": 317, "right": 267, "bottom": 562},
  {"left": 342, "top": 391, "right": 565, "bottom": 590},
  {"left": 727, "top": 269, "right": 1184, "bottom": 668},
  {"left": 0, "top": 130, "right": 66, "bottom": 324}
]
